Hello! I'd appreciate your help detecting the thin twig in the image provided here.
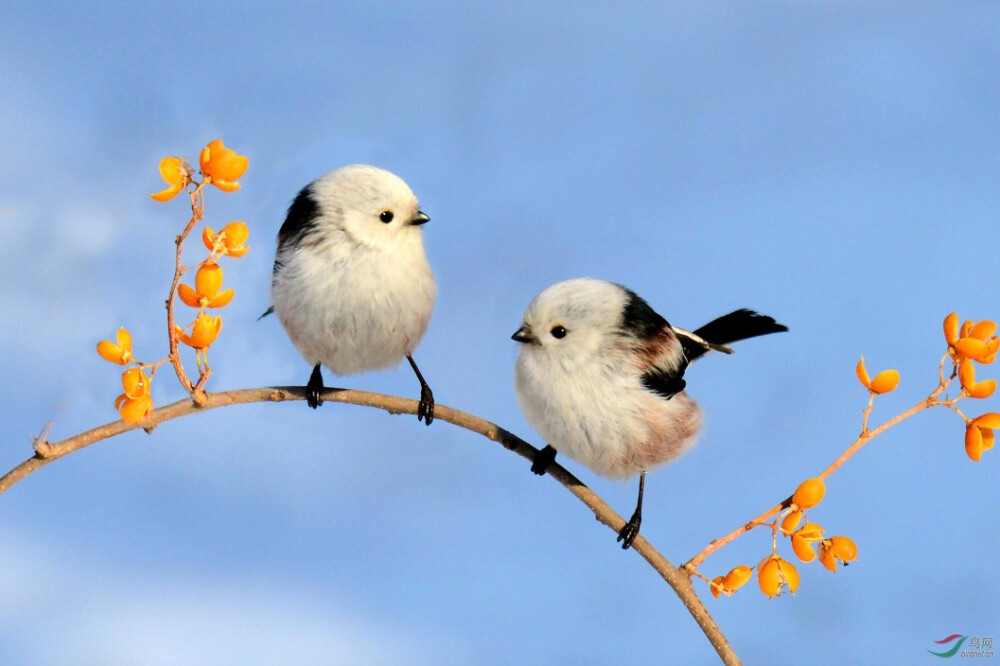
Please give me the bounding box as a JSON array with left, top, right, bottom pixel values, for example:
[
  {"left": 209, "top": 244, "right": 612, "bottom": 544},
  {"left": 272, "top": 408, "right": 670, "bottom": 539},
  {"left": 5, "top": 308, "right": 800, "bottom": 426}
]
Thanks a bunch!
[
  {"left": 165, "top": 183, "right": 206, "bottom": 393},
  {"left": 685, "top": 364, "right": 959, "bottom": 571},
  {"left": 30, "top": 421, "right": 55, "bottom": 457},
  {"left": 0, "top": 386, "right": 741, "bottom": 665}
]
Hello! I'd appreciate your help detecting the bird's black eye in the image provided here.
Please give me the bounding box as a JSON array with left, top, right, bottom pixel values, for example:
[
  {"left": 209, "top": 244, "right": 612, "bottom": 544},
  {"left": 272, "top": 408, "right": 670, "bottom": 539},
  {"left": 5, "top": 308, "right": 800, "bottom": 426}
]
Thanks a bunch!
[
  {"left": 379, "top": 210, "right": 394, "bottom": 223},
  {"left": 550, "top": 325, "right": 567, "bottom": 339}
]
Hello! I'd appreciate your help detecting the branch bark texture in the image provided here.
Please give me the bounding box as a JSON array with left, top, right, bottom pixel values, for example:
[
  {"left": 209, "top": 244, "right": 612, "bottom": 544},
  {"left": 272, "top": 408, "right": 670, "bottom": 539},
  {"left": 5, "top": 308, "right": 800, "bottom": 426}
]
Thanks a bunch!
[{"left": 5, "top": 386, "right": 739, "bottom": 665}]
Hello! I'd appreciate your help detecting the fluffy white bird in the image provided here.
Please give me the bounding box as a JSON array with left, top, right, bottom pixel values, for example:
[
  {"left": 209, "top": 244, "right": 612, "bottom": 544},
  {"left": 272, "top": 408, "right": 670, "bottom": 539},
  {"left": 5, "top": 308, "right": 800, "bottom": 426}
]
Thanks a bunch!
[
  {"left": 270, "top": 164, "right": 437, "bottom": 423},
  {"left": 512, "top": 278, "right": 786, "bottom": 548}
]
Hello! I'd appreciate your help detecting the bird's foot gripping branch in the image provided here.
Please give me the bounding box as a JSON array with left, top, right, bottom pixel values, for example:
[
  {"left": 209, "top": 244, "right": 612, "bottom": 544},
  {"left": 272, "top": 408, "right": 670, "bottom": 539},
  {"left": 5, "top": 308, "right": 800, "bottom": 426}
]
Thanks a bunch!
[{"left": 8, "top": 142, "right": 998, "bottom": 666}]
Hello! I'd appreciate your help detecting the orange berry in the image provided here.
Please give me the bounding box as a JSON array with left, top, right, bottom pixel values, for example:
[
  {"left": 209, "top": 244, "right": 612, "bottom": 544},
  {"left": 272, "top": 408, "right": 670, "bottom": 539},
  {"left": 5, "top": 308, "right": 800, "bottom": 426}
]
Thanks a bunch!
[
  {"left": 965, "top": 423, "right": 994, "bottom": 462},
  {"left": 977, "top": 338, "right": 1000, "bottom": 366},
  {"left": 757, "top": 558, "right": 781, "bottom": 597},
  {"left": 973, "top": 413, "right": 1000, "bottom": 429},
  {"left": 222, "top": 221, "right": 249, "bottom": 248},
  {"left": 818, "top": 543, "right": 837, "bottom": 572},
  {"left": 96, "top": 328, "right": 133, "bottom": 365},
  {"left": 796, "top": 523, "right": 825, "bottom": 542},
  {"left": 970, "top": 320, "right": 998, "bottom": 341},
  {"left": 119, "top": 393, "right": 153, "bottom": 424},
  {"left": 195, "top": 262, "right": 224, "bottom": 298},
  {"left": 954, "top": 338, "right": 989, "bottom": 362},
  {"left": 790, "top": 523, "right": 824, "bottom": 563},
  {"left": 781, "top": 510, "right": 803, "bottom": 533},
  {"left": 792, "top": 478, "right": 826, "bottom": 510},
  {"left": 150, "top": 156, "right": 192, "bottom": 202},
  {"left": 722, "top": 565, "right": 753, "bottom": 592},
  {"left": 943, "top": 313, "right": 959, "bottom": 346},
  {"left": 758, "top": 556, "right": 799, "bottom": 597},
  {"left": 781, "top": 560, "right": 801, "bottom": 593},
  {"left": 856, "top": 357, "right": 871, "bottom": 389},
  {"left": 199, "top": 139, "right": 248, "bottom": 192},
  {"left": 791, "top": 534, "right": 817, "bottom": 563},
  {"left": 206, "top": 289, "right": 235, "bottom": 308},
  {"left": 817, "top": 536, "right": 858, "bottom": 572},
  {"left": 203, "top": 226, "right": 219, "bottom": 252},
  {"left": 203, "top": 222, "right": 250, "bottom": 257},
  {"left": 959, "top": 359, "right": 977, "bottom": 389},
  {"left": 121, "top": 367, "right": 151, "bottom": 399},
  {"left": 983, "top": 428, "right": 996, "bottom": 454},
  {"left": 177, "top": 283, "right": 201, "bottom": 308},
  {"left": 960, "top": 360, "right": 997, "bottom": 398},
  {"left": 179, "top": 263, "right": 234, "bottom": 309},
  {"left": 856, "top": 357, "right": 898, "bottom": 393},
  {"left": 176, "top": 315, "right": 223, "bottom": 349},
  {"left": 827, "top": 536, "right": 857, "bottom": 563},
  {"left": 869, "top": 369, "right": 900, "bottom": 394}
]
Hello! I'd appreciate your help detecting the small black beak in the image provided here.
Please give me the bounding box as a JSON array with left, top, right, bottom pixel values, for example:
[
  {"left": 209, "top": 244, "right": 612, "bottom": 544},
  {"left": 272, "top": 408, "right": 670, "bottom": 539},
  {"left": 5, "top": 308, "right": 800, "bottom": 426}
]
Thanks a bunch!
[
  {"left": 409, "top": 211, "right": 430, "bottom": 226},
  {"left": 511, "top": 326, "right": 536, "bottom": 344}
]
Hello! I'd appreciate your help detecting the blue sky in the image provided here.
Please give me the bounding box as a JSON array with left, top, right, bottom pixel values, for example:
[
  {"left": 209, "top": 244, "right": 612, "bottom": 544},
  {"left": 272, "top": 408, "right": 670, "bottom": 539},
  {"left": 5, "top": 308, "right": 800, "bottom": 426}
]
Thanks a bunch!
[{"left": 1, "top": 2, "right": 998, "bottom": 663}]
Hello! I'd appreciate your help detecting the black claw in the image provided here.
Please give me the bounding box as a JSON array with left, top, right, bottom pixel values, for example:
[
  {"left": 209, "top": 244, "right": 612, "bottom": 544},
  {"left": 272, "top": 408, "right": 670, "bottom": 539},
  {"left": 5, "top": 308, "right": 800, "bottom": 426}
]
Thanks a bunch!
[
  {"left": 406, "top": 354, "right": 435, "bottom": 426},
  {"left": 531, "top": 445, "right": 557, "bottom": 476},
  {"left": 616, "top": 518, "right": 641, "bottom": 550},
  {"left": 306, "top": 364, "right": 324, "bottom": 409},
  {"left": 417, "top": 383, "right": 435, "bottom": 425},
  {"left": 617, "top": 472, "right": 645, "bottom": 550}
]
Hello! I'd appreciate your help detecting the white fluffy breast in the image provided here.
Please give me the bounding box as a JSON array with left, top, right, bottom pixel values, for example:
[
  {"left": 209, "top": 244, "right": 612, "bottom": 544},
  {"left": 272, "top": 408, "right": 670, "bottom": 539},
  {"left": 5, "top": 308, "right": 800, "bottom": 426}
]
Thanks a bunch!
[
  {"left": 272, "top": 232, "right": 435, "bottom": 375},
  {"left": 514, "top": 340, "right": 702, "bottom": 480}
]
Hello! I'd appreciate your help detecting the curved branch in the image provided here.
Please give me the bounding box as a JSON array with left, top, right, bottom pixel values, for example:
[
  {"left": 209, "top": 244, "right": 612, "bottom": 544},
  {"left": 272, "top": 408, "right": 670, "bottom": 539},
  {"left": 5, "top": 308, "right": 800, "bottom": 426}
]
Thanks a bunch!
[{"left": 4, "top": 386, "right": 739, "bottom": 665}]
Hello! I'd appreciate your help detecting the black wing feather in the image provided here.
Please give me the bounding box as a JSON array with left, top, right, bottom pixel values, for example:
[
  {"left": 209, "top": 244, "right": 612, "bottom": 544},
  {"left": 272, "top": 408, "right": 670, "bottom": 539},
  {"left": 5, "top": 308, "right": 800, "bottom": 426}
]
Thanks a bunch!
[
  {"left": 620, "top": 288, "right": 690, "bottom": 399},
  {"left": 621, "top": 287, "right": 670, "bottom": 340},
  {"left": 641, "top": 368, "right": 687, "bottom": 400},
  {"left": 274, "top": 186, "right": 321, "bottom": 274},
  {"left": 685, "top": 309, "right": 788, "bottom": 362}
]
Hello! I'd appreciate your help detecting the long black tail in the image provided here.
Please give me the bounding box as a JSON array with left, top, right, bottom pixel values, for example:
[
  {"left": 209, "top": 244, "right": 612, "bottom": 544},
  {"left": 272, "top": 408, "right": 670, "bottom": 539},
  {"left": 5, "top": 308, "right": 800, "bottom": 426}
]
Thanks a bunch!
[{"left": 685, "top": 309, "right": 787, "bottom": 362}]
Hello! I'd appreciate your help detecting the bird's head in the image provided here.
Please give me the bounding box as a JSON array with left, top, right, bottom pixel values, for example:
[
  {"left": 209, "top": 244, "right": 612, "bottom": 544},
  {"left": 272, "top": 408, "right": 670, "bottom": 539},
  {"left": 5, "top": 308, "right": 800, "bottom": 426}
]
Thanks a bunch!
[
  {"left": 309, "top": 164, "right": 429, "bottom": 252},
  {"left": 512, "top": 278, "right": 630, "bottom": 365}
]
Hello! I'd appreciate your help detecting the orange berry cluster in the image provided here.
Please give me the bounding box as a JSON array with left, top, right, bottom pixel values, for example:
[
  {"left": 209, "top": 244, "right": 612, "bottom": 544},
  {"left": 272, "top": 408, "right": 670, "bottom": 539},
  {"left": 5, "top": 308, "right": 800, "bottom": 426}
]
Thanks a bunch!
[
  {"left": 174, "top": 221, "right": 250, "bottom": 358},
  {"left": 781, "top": 479, "right": 856, "bottom": 570},
  {"left": 944, "top": 313, "right": 999, "bottom": 462},
  {"left": 96, "top": 328, "right": 154, "bottom": 424},
  {"left": 151, "top": 138, "right": 249, "bottom": 202},
  {"left": 771, "top": 478, "right": 856, "bottom": 596},
  {"left": 709, "top": 565, "right": 752, "bottom": 599},
  {"left": 708, "top": 312, "right": 996, "bottom": 601},
  {"left": 96, "top": 140, "right": 249, "bottom": 425},
  {"left": 855, "top": 357, "right": 899, "bottom": 395},
  {"left": 710, "top": 477, "right": 858, "bottom": 599}
]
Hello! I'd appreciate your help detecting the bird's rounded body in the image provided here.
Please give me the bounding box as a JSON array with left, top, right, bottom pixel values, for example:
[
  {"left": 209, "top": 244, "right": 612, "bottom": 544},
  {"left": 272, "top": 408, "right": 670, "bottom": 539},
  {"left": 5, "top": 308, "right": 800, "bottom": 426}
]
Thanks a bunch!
[
  {"left": 514, "top": 279, "right": 701, "bottom": 479},
  {"left": 513, "top": 278, "right": 786, "bottom": 547},
  {"left": 272, "top": 227, "right": 435, "bottom": 375},
  {"left": 515, "top": 340, "right": 702, "bottom": 479},
  {"left": 271, "top": 164, "right": 436, "bottom": 377}
]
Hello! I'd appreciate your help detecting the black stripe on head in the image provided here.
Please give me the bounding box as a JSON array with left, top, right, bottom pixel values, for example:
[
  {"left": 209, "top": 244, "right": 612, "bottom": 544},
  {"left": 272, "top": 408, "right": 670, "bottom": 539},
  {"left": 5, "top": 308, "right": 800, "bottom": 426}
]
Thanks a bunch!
[
  {"left": 277, "top": 185, "right": 322, "bottom": 249},
  {"left": 620, "top": 287, "right": 670, "bottom": 340}
]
